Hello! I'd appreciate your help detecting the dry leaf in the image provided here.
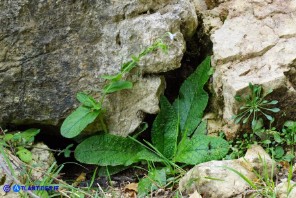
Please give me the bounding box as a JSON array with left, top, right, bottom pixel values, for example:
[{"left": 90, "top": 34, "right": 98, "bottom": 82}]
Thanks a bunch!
[
  {"left": 124, "top": 182, "right": 138, "bottom": 192},
  {"left": 72, "top": 172, "right": 86, "bottom": 187}
]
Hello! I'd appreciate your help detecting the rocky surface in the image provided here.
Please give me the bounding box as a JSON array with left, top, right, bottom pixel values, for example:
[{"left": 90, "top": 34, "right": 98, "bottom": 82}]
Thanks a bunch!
[
  {"left": 179, "top": 145, "right": 276, "bottom": 197},
  {"left": 0, "top": 0, "right": 197, "bottom": 136},
  {"left": 30, "top": 142, "right": 56, "bottom": 180},
  {"left": 276, "top": 180, "right": 296, "bottom": 198},
  {"left": 194, "top": 0, "right": 296, "bottom": 138}
]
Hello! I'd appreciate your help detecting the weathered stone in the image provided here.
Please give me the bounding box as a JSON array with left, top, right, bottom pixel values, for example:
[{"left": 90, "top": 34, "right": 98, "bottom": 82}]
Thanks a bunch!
[
  {"left": 179, "top": 145, "right": 275, "bottom": 198},
  {"left": 276, "top": 180, "right": 296, "bottom": 198},
  {"left": 30, "top": 142, "right": 56, "bottom": 180},
  {"left": 195, "top": 0, "right": 296, "bottom": 138},
  {"left": 0, "top": 0, "right": 197, "bottom": 136}
]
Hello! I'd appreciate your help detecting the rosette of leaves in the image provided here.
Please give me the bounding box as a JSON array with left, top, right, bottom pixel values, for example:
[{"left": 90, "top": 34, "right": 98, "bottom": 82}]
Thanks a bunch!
[
  {"left": 75, "top": 57, "right": 229, "bottom": 167},
  {"left": 233, "top": 83, "right": 280, "bottom": 128}
]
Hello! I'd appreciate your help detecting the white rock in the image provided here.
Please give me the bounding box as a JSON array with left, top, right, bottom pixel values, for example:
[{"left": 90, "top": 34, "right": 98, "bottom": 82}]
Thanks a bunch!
[
  {"left": 276, "top": 181, "right": 296, "bottom": 198},
  {"left": 199, "top": 0, "right": 296, "bottom": 137},
  {"left": 179, "top": 145, "right": 275, "bottom": 198},
  {"left": 30, "top": 143, "right": 56, "bottom": 181}
]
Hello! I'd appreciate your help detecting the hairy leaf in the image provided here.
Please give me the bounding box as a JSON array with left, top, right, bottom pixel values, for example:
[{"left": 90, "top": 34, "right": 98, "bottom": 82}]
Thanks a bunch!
[
  {"left": 191, "top": 121, "right": 207, "bottom": 137},
  {"left": 151, "top": 96, "right": 178, "bottom": 159},
  {"left": 75, "top": 134, "right": 161, "bottom": 166},
  {"left": 103, "top": 80, "right": 133, "bottom": 94},
  {"left": 173, "top": 56, "right": 211, "bottom": 134},
  {"left": 61, "top": 106, "right": 100, "bottom": 138},
  {"left": 175, "top": 135, "right": 229, "bottom": 165},
  {"left": 76, "top": 92, "right": 101, "bottom": 109}
]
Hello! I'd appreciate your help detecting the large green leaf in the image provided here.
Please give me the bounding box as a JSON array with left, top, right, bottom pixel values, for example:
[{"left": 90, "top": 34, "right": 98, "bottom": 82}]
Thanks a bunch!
[
  {"left": 74, "top": 134, "right": 162, "bottom": 166},
  {"left": 175, "top": 134, "right": 229, "bottom": 165},
  {"left": 151, "top": 96, "right": 179, "bottom": 159},
  {"left": 173, "top": 56, "right": 211, "bottom": 134},
  {"left": 61, "top": 106, "right": 100, "bottom": 138}
]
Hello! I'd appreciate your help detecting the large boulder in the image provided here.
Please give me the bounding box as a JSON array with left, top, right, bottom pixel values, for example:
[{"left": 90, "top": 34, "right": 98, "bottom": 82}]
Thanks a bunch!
[
  {"left": 194, "top": 0, "right": 296, "bottom": 138},
  {"left": 0, "top": 0, "right": 197, "bottom": 136}
]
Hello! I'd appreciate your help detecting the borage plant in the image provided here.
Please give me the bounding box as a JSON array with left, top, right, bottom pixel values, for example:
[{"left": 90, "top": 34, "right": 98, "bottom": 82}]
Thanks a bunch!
[{"left": 74, "top": 57, "right": 229, "bottom": 197}]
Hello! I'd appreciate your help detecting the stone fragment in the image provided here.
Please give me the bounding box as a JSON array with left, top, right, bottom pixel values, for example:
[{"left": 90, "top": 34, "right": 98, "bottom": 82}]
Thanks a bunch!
[{"left": 30, "top": 142, "right": 56, "bottom": 180}]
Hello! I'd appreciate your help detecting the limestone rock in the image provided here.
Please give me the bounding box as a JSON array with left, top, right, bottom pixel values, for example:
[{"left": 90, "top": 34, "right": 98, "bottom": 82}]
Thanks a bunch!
[
  {"left": 0, "top": 0, "right": 197, "bottom": 136},
  {"left": 30, "top": 142, "right": 56, "bottom": 180},
  {"left": 197, "top": 0, "right": 296, "bottom": 138},
  {"left": 179, "top": 145, "right": 274, "bottom": 198},
  {"left": 243, "top": 144, "right": 276, "bottom": 175},
  {"left": 276, "top": 181, "right": 296, "bottom": 198}
]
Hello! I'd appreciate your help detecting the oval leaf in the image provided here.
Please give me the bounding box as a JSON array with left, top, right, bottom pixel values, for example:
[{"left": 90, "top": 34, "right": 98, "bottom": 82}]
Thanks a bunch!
[
  {"left": 267, "top": 108, "right": 280, "bottom": 113},
  {"left": 61, "top": 106, "right": 100, "bottom": 138},
  {"left": 175, "top": 135, "right": 229, "bottom": 165},
  {"left": 75, "top": 134, "right": 161, "bottom": 166},
  {"left": 16, "top": 148, "right": 32, "bottom": 163}
]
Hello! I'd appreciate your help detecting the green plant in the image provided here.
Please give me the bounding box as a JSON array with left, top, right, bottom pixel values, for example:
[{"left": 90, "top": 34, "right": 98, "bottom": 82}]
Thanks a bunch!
[
  {"left": 0, "top": 128, "right": 40, "bottom": 163},
  {"left": 282, "top": 121, "right": 296, "bottom": 146},
  {"left": 226, "top": 133, "right": 257, "bottom": 159},
  {"left": 233, "top": 83, "right": 280, "bottom": 129},
  {"left": 229, "top": 84, "right": 286, "bottom": 161},
  {"left": 61, "top": 33, "right": 172, "bottom": 138},
  {"left": 227, "top": 120, "right": 296, "bottom": 162},
  {"left": 74, "top": 57, "right": 228, "bottom": 166},
  {"left": 74, "top": 57, "right": 229, "bottom": 196}
]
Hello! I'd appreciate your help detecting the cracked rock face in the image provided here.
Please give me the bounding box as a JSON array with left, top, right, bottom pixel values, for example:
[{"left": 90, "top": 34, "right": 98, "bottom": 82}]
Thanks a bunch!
[
  {"left": 196, "top": 0, "right": 296, "bottom": 138},
  {"left": 0, "top": 0, "right": 197, "bottom": 136}
]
